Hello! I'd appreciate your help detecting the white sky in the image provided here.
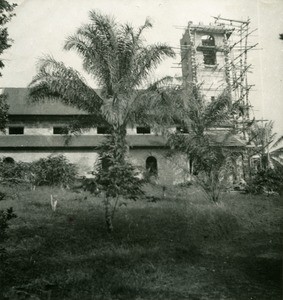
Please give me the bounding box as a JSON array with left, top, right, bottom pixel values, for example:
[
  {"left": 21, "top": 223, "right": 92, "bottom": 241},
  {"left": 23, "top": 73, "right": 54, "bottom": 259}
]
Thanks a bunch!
[{"left": 1, "top": 0, "right": 283, "bottom": 137}]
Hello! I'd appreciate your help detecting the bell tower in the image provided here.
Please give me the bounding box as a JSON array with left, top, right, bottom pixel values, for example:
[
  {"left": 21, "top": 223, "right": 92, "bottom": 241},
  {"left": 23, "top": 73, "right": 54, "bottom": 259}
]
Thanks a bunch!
[{"left": 180, "top": 22, "right": 233, "bottom": 102}]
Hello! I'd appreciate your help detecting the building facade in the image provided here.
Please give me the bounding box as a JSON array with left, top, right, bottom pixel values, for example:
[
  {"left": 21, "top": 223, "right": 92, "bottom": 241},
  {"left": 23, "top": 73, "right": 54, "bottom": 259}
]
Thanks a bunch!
[
  {"left": 0, "top": 87, "right": 245, "bottom": 184},
  {"left": 0, "top": 22, "right": 248, "bottom": 184},
  {"left": 0, "top": 88, "right": 193, "bottom": 184}
]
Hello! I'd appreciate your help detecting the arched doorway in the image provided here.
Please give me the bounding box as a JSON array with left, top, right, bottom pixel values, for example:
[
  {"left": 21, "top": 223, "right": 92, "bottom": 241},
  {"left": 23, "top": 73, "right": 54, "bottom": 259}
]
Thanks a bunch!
[{"left": 146, "top": 156, "right": 158, "bottom": 176}]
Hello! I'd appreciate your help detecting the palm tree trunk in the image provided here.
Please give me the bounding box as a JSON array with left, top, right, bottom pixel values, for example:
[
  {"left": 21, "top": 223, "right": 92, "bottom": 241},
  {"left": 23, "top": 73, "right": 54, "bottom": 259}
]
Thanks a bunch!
[
  {"left": 112, "top": 125, "right": 128, "bottom": 163},
  {"left": 104, "top": 197, "right": 113, "bottom": 233}
]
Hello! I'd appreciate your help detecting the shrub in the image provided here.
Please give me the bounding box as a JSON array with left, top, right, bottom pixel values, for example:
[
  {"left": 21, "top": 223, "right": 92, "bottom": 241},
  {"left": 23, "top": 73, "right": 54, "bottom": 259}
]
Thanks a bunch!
[
  {"left": 0, "top": 158, "right": 30, "bottom": 184},
  {"left": 246, "top": 167, "right": 283, "bottom": 195},
  {"left": 0, "top": 155, "right": 77, "bottom": 188},
  {"left": 31, "top": 155, "right": 77, "bottom": 187}
]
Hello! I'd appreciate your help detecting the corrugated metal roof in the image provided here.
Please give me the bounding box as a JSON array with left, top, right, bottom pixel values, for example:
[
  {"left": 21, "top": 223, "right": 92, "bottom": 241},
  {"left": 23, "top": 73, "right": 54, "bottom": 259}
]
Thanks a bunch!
[
  {"left": 0, "top": 88, "right": 246, "bottom": 149},
  {"left": 1, "top": 88, "right": 88, "bottom": 115}
]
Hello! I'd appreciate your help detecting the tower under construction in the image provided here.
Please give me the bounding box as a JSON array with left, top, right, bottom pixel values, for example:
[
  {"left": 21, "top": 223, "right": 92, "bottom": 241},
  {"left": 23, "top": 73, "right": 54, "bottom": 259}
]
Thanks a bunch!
[{"left": 180, "top": 17, "right": 257, "bottom": 135}]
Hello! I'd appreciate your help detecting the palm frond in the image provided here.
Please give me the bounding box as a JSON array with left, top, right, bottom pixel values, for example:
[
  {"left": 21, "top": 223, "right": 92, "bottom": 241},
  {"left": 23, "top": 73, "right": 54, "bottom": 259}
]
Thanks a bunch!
[
  {"left": 132, "top": 44, "right": 175, "bottom": 87},
  {"left": 146, "top": 76, "right": 175, "bottom": 91},
  {"left": 203, "top": 90, "right": 231, "bottom": 128},
  {"left": 65, "top": 25, "right": 116, "bottom": 96},
  {"left": 135, "top": 17, "right": 153, "bottom": 40},
  {"left": 270, "top": 156, "right": 283, "bottom": 167},
  {"left": 272, "top": 135, "right": 283, "bottom": 149},
  {"left": 29, "top": 55, "right": 103, "bottom": 114}
]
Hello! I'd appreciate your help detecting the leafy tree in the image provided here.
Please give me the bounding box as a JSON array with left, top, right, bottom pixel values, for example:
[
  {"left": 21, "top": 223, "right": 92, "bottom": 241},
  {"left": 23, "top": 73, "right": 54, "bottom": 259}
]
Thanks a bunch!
[
  {"left": 0, "top": 0, "right": 17, "bottom": 75},
  {"left": 29, "top": 11, "right": 175, "bottom": 231},
  {"left": 0, "top": 93, "right": 8, "bottom": 132},
  {"left": 0, "top": 0, "right": 16, "bottom": 132}
]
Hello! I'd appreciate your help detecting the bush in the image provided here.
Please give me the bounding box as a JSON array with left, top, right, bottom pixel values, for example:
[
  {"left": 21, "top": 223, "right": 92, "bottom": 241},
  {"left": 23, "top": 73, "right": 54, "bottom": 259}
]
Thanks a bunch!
[
  {"left": 246, "top": 167, "right": 283, "bottom": 195},
  {"left": 31, "top": 155, "right": 77, "bottom": 187},
  {"left": 0, "top": 155, "right": 77, "bottom": 188},
  {"left": 0, "top": 158, "right": 30, "bottom": 184}
]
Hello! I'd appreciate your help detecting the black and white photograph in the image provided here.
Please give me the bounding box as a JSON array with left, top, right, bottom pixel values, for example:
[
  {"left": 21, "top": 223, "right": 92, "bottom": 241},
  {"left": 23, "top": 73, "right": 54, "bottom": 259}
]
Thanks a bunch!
[{"left": 0, "top": 0, "right": 282, "bottom": 299}]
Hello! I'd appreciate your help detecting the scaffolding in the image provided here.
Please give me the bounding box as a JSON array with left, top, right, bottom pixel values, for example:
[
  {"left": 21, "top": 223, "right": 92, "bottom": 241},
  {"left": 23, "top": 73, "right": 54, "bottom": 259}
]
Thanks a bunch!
[
  {"left": 178, "top": 17, "right": 258, "bottom": 138},
  {"left": 212, "top": 16, "right": 258, "bottom": 138}
]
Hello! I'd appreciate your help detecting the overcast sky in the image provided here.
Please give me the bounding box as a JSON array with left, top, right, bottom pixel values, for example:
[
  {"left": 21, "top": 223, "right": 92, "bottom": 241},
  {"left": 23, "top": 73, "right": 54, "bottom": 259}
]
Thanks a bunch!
[{"left": 1, "top": 0, "right": 283, "bottom": 137}]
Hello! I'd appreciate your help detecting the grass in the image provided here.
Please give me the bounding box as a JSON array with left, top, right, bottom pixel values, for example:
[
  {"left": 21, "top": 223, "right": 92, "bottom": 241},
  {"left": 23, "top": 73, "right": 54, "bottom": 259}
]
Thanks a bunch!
[{"left": 0, "top": 183, "right": 282, "bottom": 299}]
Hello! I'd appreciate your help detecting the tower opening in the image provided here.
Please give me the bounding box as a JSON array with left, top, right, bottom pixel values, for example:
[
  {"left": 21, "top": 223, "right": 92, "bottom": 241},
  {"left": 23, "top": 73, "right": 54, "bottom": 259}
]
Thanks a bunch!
[
  {"left": 201, "top": 35, "right": 216, "bottom": 65},
  {"left": 201, "top": 35, "right": 215, "bottom": 46}
]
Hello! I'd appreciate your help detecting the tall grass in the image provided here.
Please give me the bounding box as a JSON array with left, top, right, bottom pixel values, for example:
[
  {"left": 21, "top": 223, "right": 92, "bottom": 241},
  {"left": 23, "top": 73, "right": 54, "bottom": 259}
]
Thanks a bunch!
[{"left": 0, "top": 184, "right": 281, "bottom": 299}]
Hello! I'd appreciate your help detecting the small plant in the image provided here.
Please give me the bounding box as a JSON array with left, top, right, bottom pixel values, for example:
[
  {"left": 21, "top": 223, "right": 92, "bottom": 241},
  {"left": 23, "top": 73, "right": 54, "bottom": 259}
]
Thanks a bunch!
[
  {"left": 86, "top": 135, "right": 144, "bottom": 232},
  {"left": 194, "top": 155, "right": 235, "bottom": 202},
  {"left": 50, "top": 194, "right": 58, "bottom": 212}
]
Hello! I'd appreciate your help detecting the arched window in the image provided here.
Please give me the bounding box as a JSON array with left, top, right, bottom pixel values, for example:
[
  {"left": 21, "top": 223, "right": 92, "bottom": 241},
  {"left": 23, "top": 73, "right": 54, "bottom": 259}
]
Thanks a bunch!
[
  {"left": 146, "top": 156, "right": 158, "bottom": 176},
  {"left": 3, "top": 157, "right": 15, "bottom": 164}
]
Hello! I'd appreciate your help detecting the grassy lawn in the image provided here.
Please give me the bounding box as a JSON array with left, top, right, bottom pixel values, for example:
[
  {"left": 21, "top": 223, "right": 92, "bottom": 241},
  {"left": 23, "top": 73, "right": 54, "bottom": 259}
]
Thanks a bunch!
[{"left": 0, "top": 184, "right": 282, "bottom": 300}]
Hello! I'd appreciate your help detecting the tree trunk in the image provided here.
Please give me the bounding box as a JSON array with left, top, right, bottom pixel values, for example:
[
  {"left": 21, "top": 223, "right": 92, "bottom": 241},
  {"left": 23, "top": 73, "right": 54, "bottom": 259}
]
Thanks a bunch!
[
  {"left": 112, "top": 125, "right": 128, "bottom": 163},
  {"left": 104, "top": 197, "right": 113, "bottom": 233}
]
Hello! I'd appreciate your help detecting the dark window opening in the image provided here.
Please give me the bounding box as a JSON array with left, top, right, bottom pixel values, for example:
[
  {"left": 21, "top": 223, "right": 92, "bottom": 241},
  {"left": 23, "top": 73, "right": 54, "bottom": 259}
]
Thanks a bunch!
[
  {"left": 53, "top": 127, "right": 69, "bottom": 135},
  {"left": 211, "top": 96, "right": 215, "bottom": 101},
  {"left": 136, "top": 127, "right": 151, "bottom": 134},
  {"left": 176, "top": 126, "right": 189, "bottom": 134},
  {"left": 203, "top": 49, "right": 216, "bottom": 65},
  {"left": 97, "top": 127, "right": 111, "bottom": 134},
  {"left": 201, "top": 35, "right": 215, "bottom": 47},
  {"left": 3, "top": 157, "right": 15, "bottom": 164},
  {"left": 9, "top": 127, "right": 24, "bottom": 135},
  {"left": 146, "top": 156, "right": 158, "bottom": 176}
]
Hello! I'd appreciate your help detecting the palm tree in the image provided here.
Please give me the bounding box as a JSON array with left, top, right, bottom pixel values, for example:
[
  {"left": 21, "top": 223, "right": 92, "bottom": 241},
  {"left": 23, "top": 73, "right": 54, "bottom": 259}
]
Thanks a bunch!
[
  {"left": 29, "top": 11, "right": 174, "bottom": 157},
  {"left": 28, "top": 11, "right": 175, "bottom": 231},
  {"left": 249, "top": 121, "right": 283, "bottom": 170},
  {"left": 163, "top": 84, "right": 238, "bottom": 202}
]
